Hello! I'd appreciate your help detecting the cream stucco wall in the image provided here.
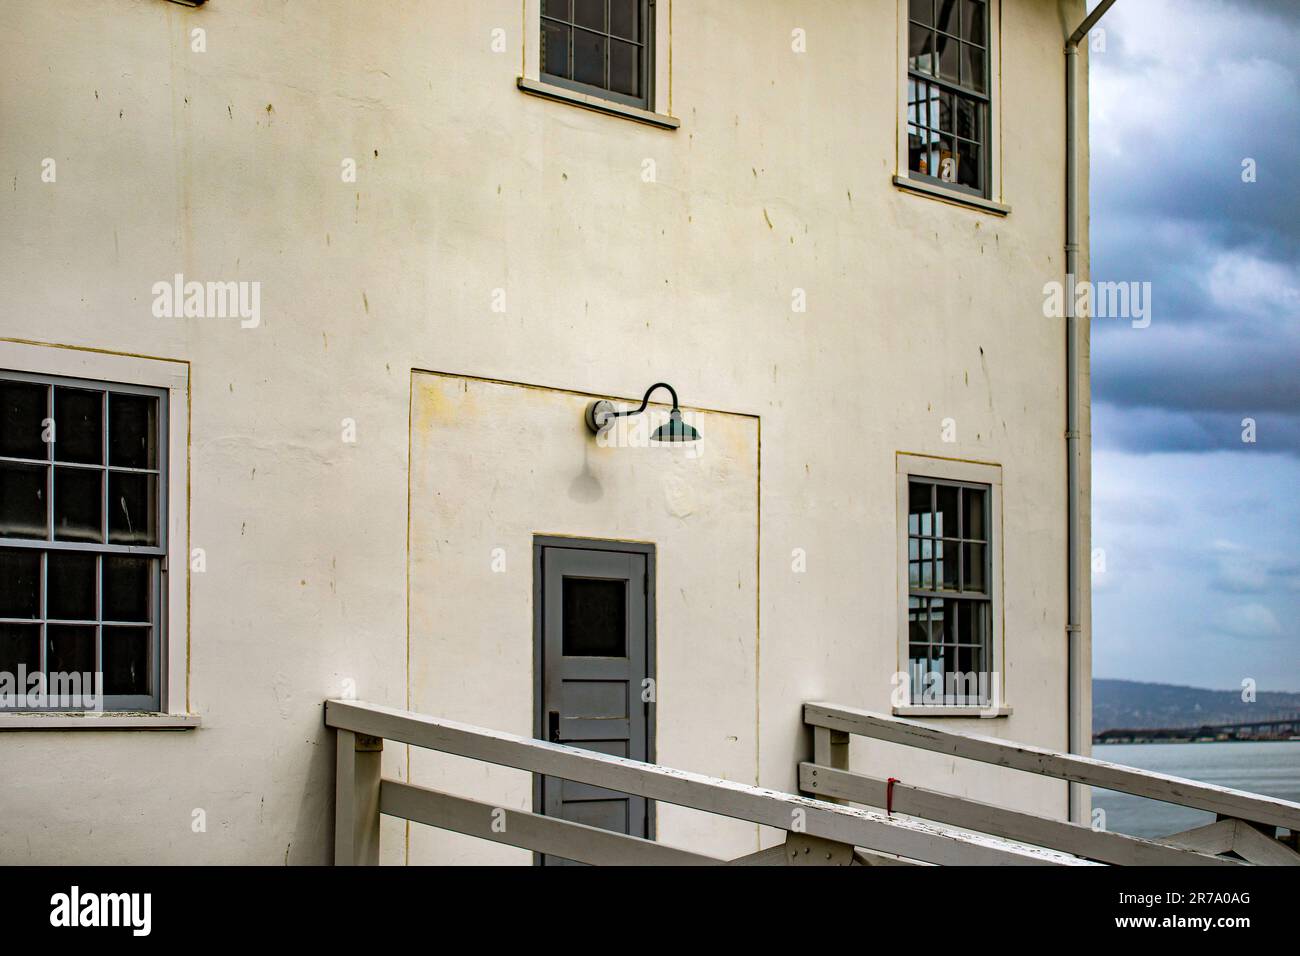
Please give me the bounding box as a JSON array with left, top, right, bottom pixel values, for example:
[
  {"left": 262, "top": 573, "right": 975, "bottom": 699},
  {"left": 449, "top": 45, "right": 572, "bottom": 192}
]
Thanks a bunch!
[
  {"left": 0, "top": 0, "right": 1091, "bottom": 863},
  {"left": 407, "top": 373, "right": 759, "bottom": 862}
]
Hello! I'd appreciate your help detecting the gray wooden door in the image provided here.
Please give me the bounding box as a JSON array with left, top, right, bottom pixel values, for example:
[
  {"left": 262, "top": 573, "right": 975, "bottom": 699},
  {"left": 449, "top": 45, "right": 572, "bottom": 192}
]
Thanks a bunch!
[{"left": 536, "top": 542, "right": 652, "bottom": 865}]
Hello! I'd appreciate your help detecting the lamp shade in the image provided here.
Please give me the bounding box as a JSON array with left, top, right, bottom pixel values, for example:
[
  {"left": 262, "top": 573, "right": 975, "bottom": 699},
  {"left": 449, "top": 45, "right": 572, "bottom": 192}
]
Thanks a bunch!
[{"left": 650, "top": 409, "right": 701, "bottom": 443}]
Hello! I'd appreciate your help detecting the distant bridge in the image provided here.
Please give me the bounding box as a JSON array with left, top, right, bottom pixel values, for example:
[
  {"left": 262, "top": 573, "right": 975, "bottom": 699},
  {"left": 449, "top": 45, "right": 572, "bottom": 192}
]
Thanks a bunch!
[{"left": 1095, "top": 715, "right": 1300, "bottom": 743}]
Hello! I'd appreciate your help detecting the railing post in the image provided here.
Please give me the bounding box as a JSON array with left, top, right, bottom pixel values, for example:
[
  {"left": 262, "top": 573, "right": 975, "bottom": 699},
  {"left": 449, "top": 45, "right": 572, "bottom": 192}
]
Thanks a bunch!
[
  {"left": 811, "top": 726, "right": 850, "bottom": 803},
  {"left": 335, "top": 728, "right": 383, "bottom": 865}
]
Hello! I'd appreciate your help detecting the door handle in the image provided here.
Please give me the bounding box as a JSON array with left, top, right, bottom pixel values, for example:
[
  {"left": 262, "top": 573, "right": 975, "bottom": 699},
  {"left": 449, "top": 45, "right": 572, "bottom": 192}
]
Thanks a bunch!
[{"left": 548, "top": 710, "right": 561, "bottom": 743}]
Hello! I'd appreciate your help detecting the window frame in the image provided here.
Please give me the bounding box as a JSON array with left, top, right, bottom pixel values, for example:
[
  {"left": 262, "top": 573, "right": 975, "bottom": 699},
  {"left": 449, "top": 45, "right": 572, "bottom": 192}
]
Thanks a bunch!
[
  {"left": 0, "top": 369, "right": 168, "bottom": 712},
  {"left": 520, "top": 0, "right": 677, "bottom": 129},
  {"left": 0, "top": 340, "right": 189, "bottom": 720},
  {"left": 895, "top": 454, "right": 1005, "bottom": 712},
  {"left": 896, "top": 0, "right": 1004, "bottom": 210},
  {"left": 538, "top": 0, "right": 655, "bottom": 111}
]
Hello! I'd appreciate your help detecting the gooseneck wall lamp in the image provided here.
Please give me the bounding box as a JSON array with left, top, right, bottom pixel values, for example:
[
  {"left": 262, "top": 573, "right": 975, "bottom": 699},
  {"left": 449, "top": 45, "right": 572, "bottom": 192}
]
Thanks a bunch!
[{"left": 585, "top": 382, "right": 702, "bottom": 444}]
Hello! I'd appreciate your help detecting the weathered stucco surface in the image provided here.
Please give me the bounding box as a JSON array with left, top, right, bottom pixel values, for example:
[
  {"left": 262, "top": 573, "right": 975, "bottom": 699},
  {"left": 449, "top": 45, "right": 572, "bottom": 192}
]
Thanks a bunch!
[
  {"left": 0, "top": 0, "right": 1090, "bottom": 863},
  {"left": 408, "top": 373, "right": 759, "bottom": 861}
]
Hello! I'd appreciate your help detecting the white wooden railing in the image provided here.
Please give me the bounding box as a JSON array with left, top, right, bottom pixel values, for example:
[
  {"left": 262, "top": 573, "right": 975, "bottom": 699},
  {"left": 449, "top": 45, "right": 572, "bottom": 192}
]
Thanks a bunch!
[
  {"left": 801, "top": 702, "right": 1300, "bottom": 867},
  {"left": 325, "top": 699, "right": 1097, "bottom": 866}
]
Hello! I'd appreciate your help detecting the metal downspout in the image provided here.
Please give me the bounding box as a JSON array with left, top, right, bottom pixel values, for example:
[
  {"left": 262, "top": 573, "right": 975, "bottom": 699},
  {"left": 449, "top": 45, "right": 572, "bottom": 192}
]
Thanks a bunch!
[{"left": 1064, "top": 0, "right": 1118, "bottom": 824}]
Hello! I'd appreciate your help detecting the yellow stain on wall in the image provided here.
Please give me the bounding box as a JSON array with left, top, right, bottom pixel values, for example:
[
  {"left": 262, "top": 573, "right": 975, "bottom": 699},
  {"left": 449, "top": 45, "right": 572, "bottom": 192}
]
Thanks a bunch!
[{"left": 413, "top": 375, "right": 478, "bottom": 433}]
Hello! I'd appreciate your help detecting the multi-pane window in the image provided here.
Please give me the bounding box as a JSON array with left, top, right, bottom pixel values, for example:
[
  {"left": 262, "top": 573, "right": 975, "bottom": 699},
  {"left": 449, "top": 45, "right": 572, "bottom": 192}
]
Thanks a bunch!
[
  {"left": 907, "top": 0, "right": 989, "bottom": 196},
  {"left": 907, "top": 478, "right": 991, "bottom": 704},
  {"left": 541, "top": 0, "right": 651, "bottom": 108},
  {"left": 0, "top": 372, "right": 166, "bottom": 711}
]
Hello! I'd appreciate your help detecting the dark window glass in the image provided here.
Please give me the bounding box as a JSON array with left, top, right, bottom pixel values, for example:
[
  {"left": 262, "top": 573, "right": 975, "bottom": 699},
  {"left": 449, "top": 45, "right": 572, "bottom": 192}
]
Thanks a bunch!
[
  {"left": 541, "top": 0, "right": 648, "bottom": 106},
  {"left": 108, "top": 472, "right": 157, "bottom": 545},
  {"left": 103, "top": 555, "right": 151, "bottom": 623},
  {"left": 963, "top": 542, "right": 987, "bottom": 593},
  {"left": 936, "top": 484, "right": 959, "bottom": 538},
  {"left": 963, "top": 486, "right": 986, "bottom": 539},
  {"left": 957, "top": 600, "right": 989, "bottom": 649},
  {"left": 610, "top": 39, "right": 639, "bottom": 96},
  {"left": 956, "top": 96, "right": 978, "bottom": 140},
  {"left": 0, "top": 463, "right": 48, "bottom": 539},
  {"left": 961, "top": 44, "right": 986, "bottom": 92},
  {"left": 573, "top": 0, "right": 605, "bottom": 30},
  {"left": 53, "top": 387, "right": 102, "bottom": 465},
  {"left": 936, "top": 33, "right": 959, "bottom": 83},
  {"left": 541, "top": 20, "right": 571, "bottom": 79},
  {"left": 939, "top": 539, "right": 959, "bottom": 590},
  {"left": 962, "top": 0, "right": 986, "bottom": 45},
  {"left": 103, "top": 626, "right": 149, "bottom": 695},
  {"left": 936, "top": 0, "right": 959, "bottom": 35},
  {"left": 909, "top": 0, "right": 934, "bottom": 27},
  {"left": 54, "top": 467, "right": 101, "bottom": 543},
  {"left": 957, "top": 139, "right": 982, "bottom": 191},
  {"left": 610, "top": 0, "right": 638, "bottom": 40},
  {"left": 47, "top": 551, "right": 97, "bottom": 621},
  {"left": 562, "top": 577, "right": 627, "bottom": 657},
  {"left": 0, "top": 548, "right": 40, "bottom": 618},
  {"left": 936, "top": 89, "right": 954, "bottom": 134},
  {"left": 46, "top": 624, "right": 94, "bottom": 675},
  {"left": 573, "top": 29, "right": 607, "bottom": 88},
  {"left": 0, "top": 380, "right": 48, "bottom": 460},
  {"left": 108, "top": 393, "right": 157, "bottom": 469},
  {"left": 0, "top": 623, "right": 40, "bottom": 676}
]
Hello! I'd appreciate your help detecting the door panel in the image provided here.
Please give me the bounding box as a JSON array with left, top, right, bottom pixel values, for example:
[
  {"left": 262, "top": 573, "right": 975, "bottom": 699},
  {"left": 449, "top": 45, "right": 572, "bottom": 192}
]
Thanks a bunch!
[{"left": 537, "top": 543, "right": 651, "bottom": 865}]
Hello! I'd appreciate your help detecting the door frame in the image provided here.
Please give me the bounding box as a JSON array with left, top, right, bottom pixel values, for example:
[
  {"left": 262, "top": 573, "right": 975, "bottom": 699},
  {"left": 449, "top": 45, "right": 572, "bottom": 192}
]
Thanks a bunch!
[{"left": 532, "top": 535, "right": 657, "bottom": 854}]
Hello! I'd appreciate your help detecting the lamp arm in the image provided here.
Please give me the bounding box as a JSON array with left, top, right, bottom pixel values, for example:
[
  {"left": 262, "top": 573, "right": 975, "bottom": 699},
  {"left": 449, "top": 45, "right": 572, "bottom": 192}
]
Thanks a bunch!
[{"left": 609, "top": 382, "right": 680, "bottom": 419}]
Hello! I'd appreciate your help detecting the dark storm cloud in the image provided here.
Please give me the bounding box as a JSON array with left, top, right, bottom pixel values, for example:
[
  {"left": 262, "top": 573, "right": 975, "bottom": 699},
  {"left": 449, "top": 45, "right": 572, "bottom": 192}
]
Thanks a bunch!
[
  {"left": 1089, "top": 0, "right": 1300, "bottom": 456},
  {"left": 1093, "top": 320, "right": 1300, "bottom": 412},
  {"left": 1093, "top": 402, "right": 1300, "bottom": 457}
]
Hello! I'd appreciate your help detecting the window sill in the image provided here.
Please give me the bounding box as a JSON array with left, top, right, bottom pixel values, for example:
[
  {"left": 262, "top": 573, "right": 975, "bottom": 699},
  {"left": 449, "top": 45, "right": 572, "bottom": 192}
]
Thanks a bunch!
[
  {"left": 892, "top": 175, "right": 1010, "bottom": 216},
  {"left": 517, "top": 77, "right": 680, "bottom": 130},
  {"left": 893, "top": 705, "right": 1013, "bottom": 719},
  {"left": 0, "top": 712, "right": 200, "bottom": 731}
]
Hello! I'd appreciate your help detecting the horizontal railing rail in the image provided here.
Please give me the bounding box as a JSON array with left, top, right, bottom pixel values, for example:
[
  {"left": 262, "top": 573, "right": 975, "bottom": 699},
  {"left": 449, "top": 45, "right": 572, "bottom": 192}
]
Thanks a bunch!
[
  {"left": 326, "top": 699, "right": 1095, "bottom": 866},
  {"left": 802, "top": 701, "right": 1300, "bottom": 866}
]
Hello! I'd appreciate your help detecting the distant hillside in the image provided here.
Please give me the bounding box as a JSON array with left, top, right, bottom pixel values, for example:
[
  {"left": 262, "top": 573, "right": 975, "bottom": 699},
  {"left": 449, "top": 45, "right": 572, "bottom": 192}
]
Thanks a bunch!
[{"left": 1093, "top": 679, "right": 1300, "bottom": 732}]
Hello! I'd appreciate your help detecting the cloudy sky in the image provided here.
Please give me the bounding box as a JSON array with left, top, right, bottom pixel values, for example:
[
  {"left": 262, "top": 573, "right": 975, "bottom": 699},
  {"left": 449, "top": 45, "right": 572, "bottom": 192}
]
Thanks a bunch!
[{"left": 1089, "top": 0, "right": 1300, "bottom": 690}]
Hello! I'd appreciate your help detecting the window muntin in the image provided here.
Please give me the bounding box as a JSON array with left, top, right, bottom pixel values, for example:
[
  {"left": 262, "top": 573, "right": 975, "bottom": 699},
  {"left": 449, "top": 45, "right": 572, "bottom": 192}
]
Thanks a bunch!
[
  {"left": 907, "top": 0, "right": 989, "bottom": 197},
  {"left": 0, "top": 372, "right": 166, "bottom": 711},
  {"left": 541, "top": 0, "right": 651, "bottom": 109},
  {"left": 907, "top": 477, "right": 991, "bottom": 704}
]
